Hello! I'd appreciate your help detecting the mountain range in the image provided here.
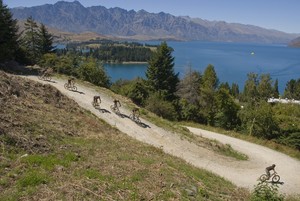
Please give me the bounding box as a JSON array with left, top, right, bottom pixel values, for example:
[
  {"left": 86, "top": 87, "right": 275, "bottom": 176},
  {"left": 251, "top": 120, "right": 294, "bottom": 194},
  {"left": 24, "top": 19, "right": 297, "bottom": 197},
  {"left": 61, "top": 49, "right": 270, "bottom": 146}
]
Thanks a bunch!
[{"left": 11, "top": 1, "right": 300, "bottom": 43}]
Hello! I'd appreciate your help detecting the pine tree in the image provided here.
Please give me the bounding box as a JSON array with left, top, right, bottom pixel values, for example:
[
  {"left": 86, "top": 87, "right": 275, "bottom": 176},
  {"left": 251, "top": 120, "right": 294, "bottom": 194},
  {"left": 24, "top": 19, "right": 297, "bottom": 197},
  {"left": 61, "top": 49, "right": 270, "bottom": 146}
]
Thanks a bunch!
[
  {"left": 21, "top": 16, "right": 40, "bottom": 63},
  {"left": 38, "top": 23, "right": 54, "bottom": 55},
  {"left": 0, "top": 0, "right": 19, "bottom": 62},
  {"left": 146, "top": 42, "right": 179, "bottom": 100},
  {"left": 199, "top": 64, "right": 219, "bottom": 125}
]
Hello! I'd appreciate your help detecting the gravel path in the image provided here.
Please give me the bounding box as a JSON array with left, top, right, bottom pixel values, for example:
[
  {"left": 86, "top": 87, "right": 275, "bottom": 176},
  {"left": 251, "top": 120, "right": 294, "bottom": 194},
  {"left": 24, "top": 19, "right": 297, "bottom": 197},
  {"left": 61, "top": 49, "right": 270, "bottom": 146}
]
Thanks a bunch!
[{"left": 24, "top": 75, "right": 300, "bottom": 195}]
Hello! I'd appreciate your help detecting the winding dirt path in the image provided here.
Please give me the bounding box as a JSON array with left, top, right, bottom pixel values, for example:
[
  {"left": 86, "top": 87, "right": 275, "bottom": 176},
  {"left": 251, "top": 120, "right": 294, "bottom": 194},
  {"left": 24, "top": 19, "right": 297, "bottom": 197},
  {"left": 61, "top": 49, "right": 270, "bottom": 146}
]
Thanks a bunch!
[{"left": 24, "top": 75, "right": 300, "bottom": 195}]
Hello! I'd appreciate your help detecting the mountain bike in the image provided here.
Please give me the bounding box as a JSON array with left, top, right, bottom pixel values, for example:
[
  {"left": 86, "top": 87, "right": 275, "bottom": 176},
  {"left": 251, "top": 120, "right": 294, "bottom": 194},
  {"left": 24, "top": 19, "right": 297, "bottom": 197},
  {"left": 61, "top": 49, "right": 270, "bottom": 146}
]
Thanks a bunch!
[
  {"left": 129, "top": 113, "right": 141, "bottom": 123},
  {"left": 64, "top": 82, "right": 77, "bottom": 91},
  {"left": 38, "top": 69, "right": 52, "bottom": 81},
  {"left": 259, "top": 171, "right": 280, "bottom": 183},
  {"left": 110, "top": 104, "right": 120, "bottom": 114},
  {"left": 92, "top": 101, "right": 100, "bottom": 108}
]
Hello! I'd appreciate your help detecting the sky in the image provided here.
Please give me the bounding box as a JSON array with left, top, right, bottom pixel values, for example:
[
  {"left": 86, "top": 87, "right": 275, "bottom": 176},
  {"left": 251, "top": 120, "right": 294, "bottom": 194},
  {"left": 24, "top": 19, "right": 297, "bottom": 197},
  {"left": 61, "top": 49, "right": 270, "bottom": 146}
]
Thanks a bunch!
[{"left": 3, "top": 0, "right": 300, "bottom": 34}]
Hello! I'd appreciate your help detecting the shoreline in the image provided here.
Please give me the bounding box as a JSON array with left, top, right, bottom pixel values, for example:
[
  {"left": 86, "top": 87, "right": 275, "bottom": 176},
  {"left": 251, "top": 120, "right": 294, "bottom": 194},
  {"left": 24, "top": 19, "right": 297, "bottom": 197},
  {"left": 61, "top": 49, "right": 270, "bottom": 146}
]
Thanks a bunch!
[{"left": 105, "top": 61, "right": 148, "bottom": 65}]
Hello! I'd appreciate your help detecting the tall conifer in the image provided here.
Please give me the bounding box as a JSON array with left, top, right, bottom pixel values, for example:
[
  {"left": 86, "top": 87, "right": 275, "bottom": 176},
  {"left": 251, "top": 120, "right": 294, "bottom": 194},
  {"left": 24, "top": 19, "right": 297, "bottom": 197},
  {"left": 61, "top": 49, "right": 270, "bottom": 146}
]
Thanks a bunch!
[
  {"left": 0, "top": 0, "right": 19, "bottom": 62},
  {"left": 146, "top": 42, "right": 179, "bottom": 100}
]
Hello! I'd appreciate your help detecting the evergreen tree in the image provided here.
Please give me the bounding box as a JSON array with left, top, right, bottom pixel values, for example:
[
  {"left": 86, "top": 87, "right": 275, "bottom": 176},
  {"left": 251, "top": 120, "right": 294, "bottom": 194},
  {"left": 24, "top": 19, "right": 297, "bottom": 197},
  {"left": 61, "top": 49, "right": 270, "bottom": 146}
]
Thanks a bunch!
[
  {"left": 146, "top": 42, "right": 179, "bottom": 100},
  {"left": 273, "top": 79, "right": 279, "bottom": 98},
  {"left": 242, "top": 73, "right": 259, "bottom": 103},
  {"left": 21, "top": 16, "right": 40, "bottom": 63},
  {"left": 284, "top": 78, "right": 300, "bottom": 99},
  {"left": 38, "top": 23, "right": 54, "bottom": 55},
  {"left": 176, "top": 67, "right": 202, "bottom": 105},
  {"left": 231, "top": 82, "right": 240, "bottom": 99},
  {"left": 0, "top": 0, "right": 19, "bottom": 62},
  {"left": 199, "top": 64, "right": 219, "bottom": 125},
  {"left": 257, "top": 74, "right": 273, "bottom": 101}
]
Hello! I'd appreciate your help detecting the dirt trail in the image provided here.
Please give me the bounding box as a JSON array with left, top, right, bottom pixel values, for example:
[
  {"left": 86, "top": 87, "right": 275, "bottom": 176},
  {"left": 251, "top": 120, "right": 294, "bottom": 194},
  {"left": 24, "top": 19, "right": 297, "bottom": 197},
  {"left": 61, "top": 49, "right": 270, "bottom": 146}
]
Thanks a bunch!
[{"left": 24, "top": 76, "right": 300, "bottom": 195}]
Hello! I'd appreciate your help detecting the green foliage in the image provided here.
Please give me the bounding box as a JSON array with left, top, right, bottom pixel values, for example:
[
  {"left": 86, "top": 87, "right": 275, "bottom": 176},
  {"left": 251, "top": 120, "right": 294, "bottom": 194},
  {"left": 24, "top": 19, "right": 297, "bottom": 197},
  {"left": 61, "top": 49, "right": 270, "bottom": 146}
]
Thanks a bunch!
[
  {"left": 20, "top": 17, "right": 54, "bottom": 64},
  {"left": 38, "top": 23, "right": 54, "bottom": 55},
  {"left": 145, "top": 92, "right": 178, "bottom": 121},
  {"left": 77, "top": 58, "right": 110, "bottom": 87},
  {"left": 242, "top": 72, "right": 259, "bottom": 103},
  {"left": 0, "top": 0, "right": 19, "bottom": 62},
  {"left": 284, "top": 78, "right": 300, "bottom": 99},
  {"left": 257, "top": 74, "right": 273, "bottom": 100},
  {"left": 197, "top": 65, "right": 219, "bottom": 126},
  {"left": 251, "top": 182, "right": 284, "bottom": 201},
  {"left": 67, "top": 40, "right": 153, "bottom": 63},
  {"left": 215, "top": 88, "right": 241, "bottom": 129},
  {"left": 20, "top": 16, "right": 40, "bottom": 63},
  {"left": 17, "top": 170, "right": 49, "bottom": 188},
  {"left": 176, "top": 67, "right": 202, "bottom": 105},
  {"left": 111, "top": 78, "right": 149, "bottom": 106},
  {"left": 239, "top": 101, "right": 279, "bottom": 139},
  {"left": 146, "top": 42, "right": 179, "bottom": 101}
]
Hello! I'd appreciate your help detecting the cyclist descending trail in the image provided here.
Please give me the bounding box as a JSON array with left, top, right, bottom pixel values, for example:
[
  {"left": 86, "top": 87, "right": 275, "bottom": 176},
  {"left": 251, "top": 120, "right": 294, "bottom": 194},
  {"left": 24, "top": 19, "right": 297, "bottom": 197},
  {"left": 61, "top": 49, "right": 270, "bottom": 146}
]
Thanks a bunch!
[{"left": 23, "top": 75, "right": 300, "bottom": 195}]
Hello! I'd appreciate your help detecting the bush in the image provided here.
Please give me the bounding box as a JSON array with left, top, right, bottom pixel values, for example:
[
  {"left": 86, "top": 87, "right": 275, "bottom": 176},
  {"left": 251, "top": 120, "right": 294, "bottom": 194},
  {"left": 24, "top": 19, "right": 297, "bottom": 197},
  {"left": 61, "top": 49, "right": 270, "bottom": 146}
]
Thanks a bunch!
[
  {"left": 251, "top": 181, "right": 284, "bottom": 201},
  {"left": 145, "top": 93, "right": 178, "bottom": 121}
]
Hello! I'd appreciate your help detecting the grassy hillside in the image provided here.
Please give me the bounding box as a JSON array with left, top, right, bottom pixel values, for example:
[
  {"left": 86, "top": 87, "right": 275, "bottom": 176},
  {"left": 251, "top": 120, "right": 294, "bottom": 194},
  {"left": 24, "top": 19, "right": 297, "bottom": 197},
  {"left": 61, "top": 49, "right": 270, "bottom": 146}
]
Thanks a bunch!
[{"left": 0, "top": 71, "right": 249, "bottom": 200}]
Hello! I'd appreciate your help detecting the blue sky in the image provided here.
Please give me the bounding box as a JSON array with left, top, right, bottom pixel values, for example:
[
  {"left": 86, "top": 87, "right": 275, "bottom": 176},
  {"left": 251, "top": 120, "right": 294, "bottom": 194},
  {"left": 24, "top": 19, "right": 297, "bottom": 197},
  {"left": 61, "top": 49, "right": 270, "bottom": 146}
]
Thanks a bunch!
[{"left": 4, "top": 0, "right": 300, "bottom": 33}]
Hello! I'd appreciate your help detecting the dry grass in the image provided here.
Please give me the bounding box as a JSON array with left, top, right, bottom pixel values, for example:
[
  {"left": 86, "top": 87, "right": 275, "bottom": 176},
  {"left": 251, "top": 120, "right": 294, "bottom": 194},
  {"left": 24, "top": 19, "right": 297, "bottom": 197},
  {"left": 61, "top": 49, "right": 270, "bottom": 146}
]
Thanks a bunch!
[{"left": 0, "top": 71, "right": 251, "bottom": 200}]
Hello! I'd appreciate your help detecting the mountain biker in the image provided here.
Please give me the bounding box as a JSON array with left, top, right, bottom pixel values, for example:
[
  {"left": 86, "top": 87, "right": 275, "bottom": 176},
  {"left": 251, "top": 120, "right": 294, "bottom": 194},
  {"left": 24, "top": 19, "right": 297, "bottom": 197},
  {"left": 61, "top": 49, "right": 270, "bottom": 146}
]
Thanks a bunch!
[
  {"left": 266, "top": 164, "right": 276, "bottom": 179},
  {"left": 132, "top": 107, "right": 140, "bottom": 120},
  {"left": 43, "top": 67, "right": 53, "bottom": 77},
  {"left": 67, "top": 77, "right": 75, "bottom": 87},
  {"left": 112, "top": 99, "right": 121, "bottom": 110},
  {"left": 93, "top": 95, "right": 101, "bottom": 106}
]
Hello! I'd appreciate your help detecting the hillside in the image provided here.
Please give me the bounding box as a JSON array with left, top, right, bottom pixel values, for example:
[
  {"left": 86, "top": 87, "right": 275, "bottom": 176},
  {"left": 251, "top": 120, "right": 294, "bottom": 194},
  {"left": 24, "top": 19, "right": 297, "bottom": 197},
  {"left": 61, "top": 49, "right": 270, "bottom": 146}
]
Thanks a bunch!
[
  {"left": 10, "top": 1, "right": 299, "bottom": 43},
  {"left": 289, "top": 36, "right": 300, "bottom": 47},
  {"left": 0, "top": 70, "right": 250, "bottom": 200}
]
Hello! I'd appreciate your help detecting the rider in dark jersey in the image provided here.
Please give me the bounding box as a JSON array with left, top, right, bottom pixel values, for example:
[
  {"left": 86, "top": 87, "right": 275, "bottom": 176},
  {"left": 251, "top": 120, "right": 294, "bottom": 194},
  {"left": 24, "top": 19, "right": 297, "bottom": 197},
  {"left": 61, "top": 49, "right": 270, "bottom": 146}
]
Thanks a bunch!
[
  {"left": 266, "top": 164, "right": 276, "bottom": 179},
  {"left": 93, "top": 95, "right": 101, "bottom": 106}
]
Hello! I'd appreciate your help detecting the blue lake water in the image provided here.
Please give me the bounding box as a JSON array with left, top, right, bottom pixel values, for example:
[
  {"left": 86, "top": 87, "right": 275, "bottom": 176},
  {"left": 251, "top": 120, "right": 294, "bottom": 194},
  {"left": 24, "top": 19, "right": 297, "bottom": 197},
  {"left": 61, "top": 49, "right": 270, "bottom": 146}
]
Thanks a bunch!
[{"left": 106, "top": 41, "right": 300, "bottom": 93}]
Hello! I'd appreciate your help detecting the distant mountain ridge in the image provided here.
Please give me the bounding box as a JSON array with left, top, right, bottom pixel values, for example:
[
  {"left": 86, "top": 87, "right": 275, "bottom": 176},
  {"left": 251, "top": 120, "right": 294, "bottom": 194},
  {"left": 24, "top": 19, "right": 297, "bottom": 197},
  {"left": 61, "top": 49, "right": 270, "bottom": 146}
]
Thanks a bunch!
[{"left": 11, "top": 1, "right": 299, "bottom": 43}]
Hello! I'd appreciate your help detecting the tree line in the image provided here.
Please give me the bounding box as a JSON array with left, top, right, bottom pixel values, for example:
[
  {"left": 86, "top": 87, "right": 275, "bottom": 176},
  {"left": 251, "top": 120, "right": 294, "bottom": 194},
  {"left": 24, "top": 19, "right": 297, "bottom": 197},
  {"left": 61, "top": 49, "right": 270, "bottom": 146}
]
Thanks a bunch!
[
  {"left": 1, "top": 0, "right": 299, "bottom": 150},
  {"left": 63, "top": 43, "right": 153, "bottom": 63}
]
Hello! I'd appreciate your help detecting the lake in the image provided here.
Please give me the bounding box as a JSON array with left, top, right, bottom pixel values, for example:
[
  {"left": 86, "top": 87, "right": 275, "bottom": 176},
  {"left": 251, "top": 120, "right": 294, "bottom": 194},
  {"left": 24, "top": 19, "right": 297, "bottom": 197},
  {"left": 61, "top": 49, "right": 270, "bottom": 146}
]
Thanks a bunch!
[{"left": 105, "top": 41, "right": 300, "bottom": 94}]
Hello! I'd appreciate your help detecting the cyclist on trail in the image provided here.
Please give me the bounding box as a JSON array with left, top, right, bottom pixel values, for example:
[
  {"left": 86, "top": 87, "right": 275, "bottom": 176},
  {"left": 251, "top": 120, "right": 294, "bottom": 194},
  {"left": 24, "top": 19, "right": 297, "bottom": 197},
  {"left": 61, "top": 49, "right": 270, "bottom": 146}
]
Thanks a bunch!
[
  {"left": 112, "top": 99, "right": 121, "bottom": 111},
  {"left": 266, "top": 164, "right": 276, "bottom": 179},
  {"left": 67, "top": 77, "right": 75, "bottom": 87},
  {"left": 93, "top": 95, "right": 101, "bottom": 106},
  {"left": 132, "top": 107, "right": 140, "bottom": 120},
  {"left": 43, "top": 67, "right": 53, "bottom": 77}
]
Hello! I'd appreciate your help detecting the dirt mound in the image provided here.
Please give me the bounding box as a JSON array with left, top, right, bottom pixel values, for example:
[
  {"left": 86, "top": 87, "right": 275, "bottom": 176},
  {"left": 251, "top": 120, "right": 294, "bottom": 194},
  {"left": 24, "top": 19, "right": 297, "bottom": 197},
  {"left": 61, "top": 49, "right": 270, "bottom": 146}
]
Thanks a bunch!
[{"left": 0, "top": 71, "right": 82, "bottom": 154}]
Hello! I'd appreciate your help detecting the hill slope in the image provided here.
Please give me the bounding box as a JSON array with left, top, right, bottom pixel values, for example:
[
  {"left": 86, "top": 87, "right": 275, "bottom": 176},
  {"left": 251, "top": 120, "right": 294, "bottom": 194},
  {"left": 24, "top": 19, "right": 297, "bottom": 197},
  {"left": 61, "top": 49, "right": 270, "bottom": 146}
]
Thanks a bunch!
[
  {"left": 10, "top": 1, "right": 299, "bottom": 43},
  {"left": 0, "top": 70, "right": 249, "bottom": 200},
  {"left": 20, "top": 72, "right": 300, "bottom": 196}
]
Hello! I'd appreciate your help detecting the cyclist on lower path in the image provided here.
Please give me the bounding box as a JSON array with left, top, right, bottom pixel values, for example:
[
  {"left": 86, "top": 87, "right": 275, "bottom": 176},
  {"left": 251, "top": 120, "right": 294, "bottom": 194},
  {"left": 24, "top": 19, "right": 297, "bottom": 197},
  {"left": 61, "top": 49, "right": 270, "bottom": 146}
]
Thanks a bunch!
[
  {"left": 93, "top": 95, "right": 101, "bottom": 106},
  {"left": 112, "top": 99, "right": 121, "bottom": 111},
  {"left": 266, "top": 164, "right": 276, "bottom": 179}
]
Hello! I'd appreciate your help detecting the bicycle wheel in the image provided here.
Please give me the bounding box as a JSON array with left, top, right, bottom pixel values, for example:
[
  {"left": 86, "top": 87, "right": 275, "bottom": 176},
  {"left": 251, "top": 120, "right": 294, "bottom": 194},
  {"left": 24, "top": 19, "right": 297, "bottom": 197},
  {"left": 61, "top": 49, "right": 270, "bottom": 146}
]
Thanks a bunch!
[
  {"left": 64, "top": 83, "right": 69, "bottom": 90},
  {"left": 72, "top": 86, "right": 77, "bottom": 91},
  {"left": 110, "top": 105, "right": 115, "bottom": 112},
  {"left": 135, "top": 117, "right": 141, "bottom": 123},
  {"left": 259, "top": 174, "right": 268, "bottom": 182},
  {"left": 45, "top": 76, "right": 52, "bottom": 81},
  {"left": 272, "top": 175, "right": 280, "bottom": 183}
]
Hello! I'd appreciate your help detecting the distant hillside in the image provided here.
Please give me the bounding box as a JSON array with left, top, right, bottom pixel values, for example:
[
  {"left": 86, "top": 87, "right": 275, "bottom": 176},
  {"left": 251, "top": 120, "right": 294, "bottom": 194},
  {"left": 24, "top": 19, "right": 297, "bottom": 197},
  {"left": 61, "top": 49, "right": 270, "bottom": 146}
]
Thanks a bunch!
[
  {"left": 289, "top": 36, "right": 300, "bottom": 47},
  {"left": 11, "top": 1, "right": 299, "bottom": 43}
]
